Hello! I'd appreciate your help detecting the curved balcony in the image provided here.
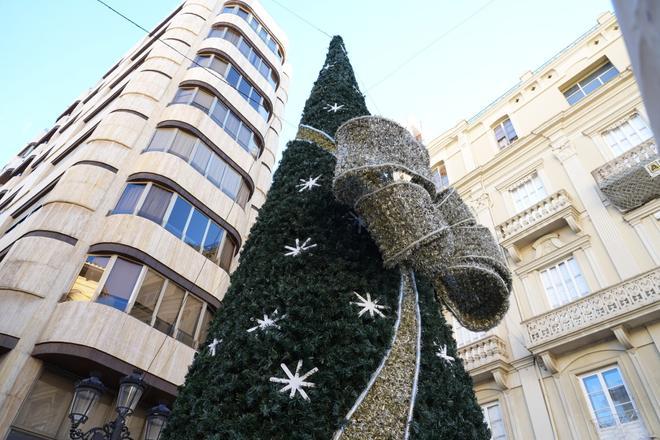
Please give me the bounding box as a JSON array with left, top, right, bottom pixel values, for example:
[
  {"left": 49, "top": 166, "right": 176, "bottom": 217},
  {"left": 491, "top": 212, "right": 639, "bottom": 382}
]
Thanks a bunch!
[
  {"left": 458, "top": 335, "right": 511, "bottom": 386},
  {"left": 33, "top": 301, "right": 195, "bottom": 396},
  {"left": 592, "top": 139, "right": 658, "bottom": 211},
  {"left": 181, "top": 67, "right": 269, "bottom": 136},
  {"left": 496, "top": 189, "right": 581, "bottom": 262},
  {"left": 97, "top": 214, "right": 231, "bottom": 301},
  {"left": 159, "top": 104, "right": 255, "bottom": 173},
  {"left": 524, "top": 267, "right": 659, "bottom": 351}
]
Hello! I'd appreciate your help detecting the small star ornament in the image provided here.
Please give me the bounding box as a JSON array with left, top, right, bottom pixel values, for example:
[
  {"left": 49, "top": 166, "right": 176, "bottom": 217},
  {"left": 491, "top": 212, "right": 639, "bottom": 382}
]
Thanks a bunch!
[
  {"left": 296, "top": 175, "right": 322, "bottom": 192},
  {"left": 435, "top": 343, "right": 455, "bottom": 364},
  {"left": 322, "top": 62, "right": 334, "bottom": 71},
  {"left": 284, "top": 238, "right": 317, "bottom": 257},
  {"left": 269, "top": 360, "right": 319, "bottom": 401},
  {"left": 208, "top": 338, "right": 222, "bottom": 357},
  {"left": 247, "top": 309, "right": 286, "bottom": 333},
  {"left": 351, "top": 291, "right": 387, "bottom": 318},
  {"left": 346, "top": 211, "right": 366, "bottom": 233},
  {"left": 324, "top": 103, "right": 344, "bottom": 113}
]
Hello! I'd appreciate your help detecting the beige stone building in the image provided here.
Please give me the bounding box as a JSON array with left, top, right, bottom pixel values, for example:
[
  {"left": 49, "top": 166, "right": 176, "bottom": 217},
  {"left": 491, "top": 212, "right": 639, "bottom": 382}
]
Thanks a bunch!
[
  {"left": 427, "top": 11, "right": 659, "bottom": 440},
  {"left": 0, "top": 0, "right": 289, "bottom": 438}
]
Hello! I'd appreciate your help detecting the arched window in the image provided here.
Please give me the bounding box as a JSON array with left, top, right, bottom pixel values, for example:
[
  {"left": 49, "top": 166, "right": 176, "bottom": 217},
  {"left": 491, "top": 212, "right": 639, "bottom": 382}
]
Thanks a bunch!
[{"left": 221, "top": 4, "right": 285, "bottom": 63}]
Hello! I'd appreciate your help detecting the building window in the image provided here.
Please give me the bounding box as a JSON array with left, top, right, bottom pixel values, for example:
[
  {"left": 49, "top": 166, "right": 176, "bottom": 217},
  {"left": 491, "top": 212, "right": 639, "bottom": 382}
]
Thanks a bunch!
[
  {"left": 431, "top": 161, "right": 449, "bottom": 190},
  {"left": 493, "top": 118, "right": 518, "bottom": 149},
  {"left": 111, "top": 182, "right": 237, "bottom": 271},
  {"left": 192, "top": 53, "right": 272, "bottom": 120},
  {"left": 562, "top": 60, "right": 619, "bottom": 105},
  {"left": 8, "top": 369, "right": 150, "bottom": 440},
  {"left": 221, "top": 4, "right": 284, "bottom": 63},
  {"left": 540, "top": 256, "right": 589, "bottom": 308},
  {"left": 602, "top": 113, "right": 653, "bottom": 156},
  {"left": 453, "top": 319, "right": 485, "bottom": 347},
  {"left": 481, "top": 402, "right": 507, "bottom": 439},
  {"left": 207, "top": 26, "right": 278, "bottom": 89},
  {"left": 172, "top": 86, "right": 263, "bottom": 157},
  {"left": 509, "top": 172, "right": 547, "bottom": 212},
  {"left": 65, "top": 254, "right": 214, "bottom": 349},
  {"left": 580, "top": 367, "right": 648, "bottom": 437}
]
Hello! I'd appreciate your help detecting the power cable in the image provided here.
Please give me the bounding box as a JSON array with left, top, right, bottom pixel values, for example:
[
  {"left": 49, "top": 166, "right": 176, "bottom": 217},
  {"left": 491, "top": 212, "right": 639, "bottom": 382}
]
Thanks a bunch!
[
  {"left": 366, "top": 0, "right": 498, "bottom": 91},
  {"left": 94, "top": 0, "right": 300, "bottom": 131}
]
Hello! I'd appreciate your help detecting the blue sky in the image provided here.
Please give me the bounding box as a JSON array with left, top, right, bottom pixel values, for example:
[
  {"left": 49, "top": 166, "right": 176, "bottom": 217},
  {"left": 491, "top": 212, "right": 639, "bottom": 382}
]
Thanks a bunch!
[{"left": 0, "top": 0, "right": 612, "bottom": 166}]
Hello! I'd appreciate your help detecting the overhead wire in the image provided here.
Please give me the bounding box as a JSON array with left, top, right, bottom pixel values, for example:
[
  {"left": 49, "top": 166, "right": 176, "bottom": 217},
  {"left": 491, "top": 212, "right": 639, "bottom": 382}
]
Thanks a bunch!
[
  {"left": 94, "top": 0, "right": 300, "bottom": 131},
  {"left": 366, "top": 0, "right": 498, "bottom": 91}
]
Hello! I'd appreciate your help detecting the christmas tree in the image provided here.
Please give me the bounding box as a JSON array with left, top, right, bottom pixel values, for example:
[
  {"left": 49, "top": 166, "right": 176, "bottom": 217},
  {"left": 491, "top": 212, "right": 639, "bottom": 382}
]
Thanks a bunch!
[{"left": 162, "top": 36, "right": 493, "bottom": 440}]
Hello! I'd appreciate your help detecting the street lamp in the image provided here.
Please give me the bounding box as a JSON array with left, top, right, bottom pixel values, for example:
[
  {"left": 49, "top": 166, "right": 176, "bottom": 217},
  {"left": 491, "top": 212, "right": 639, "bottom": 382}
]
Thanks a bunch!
[{"left": 68, "top": 371, "right": 170, "bottom": 440}]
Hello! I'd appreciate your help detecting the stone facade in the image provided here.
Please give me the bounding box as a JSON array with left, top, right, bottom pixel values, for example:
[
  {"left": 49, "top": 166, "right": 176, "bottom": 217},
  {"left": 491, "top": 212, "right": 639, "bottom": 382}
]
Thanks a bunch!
[
  {"left": 0, "top": 1, "right": 289, "bottom": 438},
  {"left": 428, "top": 11, "right": 659, "bottom": 440}
]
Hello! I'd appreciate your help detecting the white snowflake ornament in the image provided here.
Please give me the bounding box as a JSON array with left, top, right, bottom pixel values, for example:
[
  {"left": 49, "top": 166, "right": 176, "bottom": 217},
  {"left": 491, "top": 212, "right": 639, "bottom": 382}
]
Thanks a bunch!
[
  {"left": 247, "top": 309, "right": 286, "bottom": 333},
  {"left": 322, "top": 62, "right": 334, "bottom": 71},
  {"left": 324, "top": 103, "right": 344, "bottom": 113},
  {"left": 207, "top": 338, "right": 222, "bottom": 357},
  {"left": 284, "top": 238, "right": 317, "bottom": 257},
  {"left": 296, "top": 175, "right": 322, "bottom": 192},
  {"left": 269, "top": 360, "right": 319, "bottom": 401},
  {"left": 435, "top": 343, "right": 455, "bottom": 364},
  {"left": 351, "top": 292, "right": 387, "bottom": 318}
]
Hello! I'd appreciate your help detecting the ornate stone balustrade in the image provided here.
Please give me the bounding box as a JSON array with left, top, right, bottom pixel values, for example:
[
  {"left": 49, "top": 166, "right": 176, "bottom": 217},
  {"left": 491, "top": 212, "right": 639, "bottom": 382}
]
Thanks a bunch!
[
  {"left": 496, "top": 190, "right": 580, "bottom": 261},
  {"left": 525, "top": 267, "right": 659, "bottom": 347},
  {"left": 592, "top": 139, "right": 657, "bottom": 184},
  {"left": 591, "top": 139, "right": 659, "bottom": 211},
  {"left": 458, "top": 334, "right": 509, "bottom": 372}
]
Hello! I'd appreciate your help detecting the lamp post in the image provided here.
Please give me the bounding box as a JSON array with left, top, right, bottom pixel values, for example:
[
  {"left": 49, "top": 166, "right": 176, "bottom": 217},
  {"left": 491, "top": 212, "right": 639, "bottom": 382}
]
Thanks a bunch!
[{"left": 68, "top": 371, "right": 170, "bottom": 440}]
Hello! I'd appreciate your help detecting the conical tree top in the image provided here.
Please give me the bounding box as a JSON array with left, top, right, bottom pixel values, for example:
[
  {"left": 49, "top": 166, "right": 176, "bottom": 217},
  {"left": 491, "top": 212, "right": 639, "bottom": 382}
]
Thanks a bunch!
[{"left": 299, "top": 35, "right": 369, "bottom": 137}]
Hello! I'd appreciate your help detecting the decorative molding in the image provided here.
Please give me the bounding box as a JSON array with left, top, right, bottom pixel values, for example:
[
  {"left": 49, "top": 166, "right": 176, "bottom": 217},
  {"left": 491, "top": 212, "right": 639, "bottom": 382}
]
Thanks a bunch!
[
  {"left": 467, "top": 192, "right": 491, "bottom": 212},
  {"left": 524, "top": 267, "right": 659, "bottom": 347},
  {"left": 612, "top": 325, "right": 634, "bottom": 350},
  {"left": 551, "top": 139, "right": 577, "bottom": 163},
  {"left": 72, "top": 160, "right": 119, "bottom": 173},
  {"left": 495, "top": 158, "right": 544, "bottom": 191},
  {"left": 539, "top": 352, "right": 559, "bottom": 374},
  {"left": 532, "top": 233, "right": 565, "bottom": 259},
  {"left": 20, "top": 230, "right": 78, "bottom": 246},
  {"left": 457, "top": 334, "right": 510, "bottom": 375},
  {"left": 109, "top": 108, "right": 149, "bottom": 120},
  {"left": 515, "top": 234, "right": 591, "bottom": 276}
]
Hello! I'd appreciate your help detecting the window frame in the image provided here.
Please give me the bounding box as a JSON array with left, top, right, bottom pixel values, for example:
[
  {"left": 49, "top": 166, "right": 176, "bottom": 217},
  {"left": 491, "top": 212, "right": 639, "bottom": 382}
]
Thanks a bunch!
[
  {"left": 170, "top": 85, "right": 263, "bottom": 157},
  {"left": 539, "top": 255, "right": 590, "bottom": 309},
  {"left": 220, "top": 4, "right": 284, "bottom": 63},
  {"left": 601, "top": 113, "right": 653, "bottom": 157},
  {"left": 578, "top": 365, "right": 643, "bottom": 432},
  {"left": 431, "top": 161, "right": 449, "bottom": 190},
  {"left": 67, "top": 254, "right": 212, "bottom": 349},
  {"left": 111, "top": 181, "right": 235, "bottom": 270},
  {"left": 493, "top": 117, "right": 518, "bottom": 149},
  {"left": 481, "top": 401, "right": 507, "bottom": 440},
  {"left": 144, "top": 127, "right": 251, "bottom": 206},
  {"left": 562, "top": 60, "right": 619, "bottom": 106},
  {"left": 509, "top": 171, "right": 547, "bottom": 213}
]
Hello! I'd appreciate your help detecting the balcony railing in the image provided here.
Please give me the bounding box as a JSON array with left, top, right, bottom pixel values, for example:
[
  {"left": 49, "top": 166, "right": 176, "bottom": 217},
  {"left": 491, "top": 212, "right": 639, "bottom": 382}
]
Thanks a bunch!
[
  {"left": 496, "top": 190, "right": 580, "bottom": 261},
  {"left": 525, "top": 267, "right": 659, "bottom": 346},
  {"left": 458, "top": 334, "right": 509, "bottom": 371},
  {"left": 592, "top": 139, "right": 658, "bottom": 211}
]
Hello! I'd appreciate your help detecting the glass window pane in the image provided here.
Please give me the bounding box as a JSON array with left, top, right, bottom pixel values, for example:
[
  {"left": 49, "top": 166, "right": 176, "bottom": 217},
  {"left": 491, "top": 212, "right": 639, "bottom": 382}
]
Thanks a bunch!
[
  {"left": 258, "top": 62, "right": 270, "bottom": 78},
  {"left": 154, "top": 283, "right": 185, "bottom": 336},
  {"left": 565, "top": 90, "right": 584, "bottom": 105},
  {"left": 184, "top": 209, "right": 209, "bottom": 251},
  {"left": 164, "top": 196, "right": 192, "bottom": 238},
  {"left": 129, "top": 269, "right": 165, "bottom": 325},
  {"left": 176, "top": 295, "right": 203, "bottom": 347},
  {"left": 222, "top": 167, "right": 241, "bottom": 200},
  {"left": 96, "top": 257, "right": 142, "bottom": 311},
  {"left": 599, "top": 65, "right": 619, "bottom": 83},
  {"left": 224, "top": 28, "right": 240, "bottom": 45},
  {"left": 238, "top": 78, "right": 252, "bottom": 100},
  {"left": 211, "top": 100, "right": 229, "bottom": 125},
  {"left": 12, "top": 371, "right": 74, "bottom": 437},
  {"left": 197, "top": 308, "right": 213, "bottom": 347},
  {"left": 192, "top": 89, "right": 214, "bottom": 112},
  {"left": 190, "top": 142, "right": 211, "bottom": 175},
  {"left": 67, "top": 255, "right": 109, "bottom": 302},
  {"left": 227, "top": 67, "right": 240, "bottom": 87},
  {"left": 113, "top": 183, "right": 145, "bottom": 214},
  {"left": 219, "top": 237, "right": 236, "bottom": 271},
  {"left": 146, "top": 128, "right": 175, "bottom": 152},
  {"left": 239, "top": 40, "right": 251, "bottom": 58},
  {"left": 208, "top": 28, "right": 224, "bottom": 39},
  {"left": 602, "top": 369, "right": 624, "bottom": 388},
  {"left": 237, "top": 8, "right": 249, "bottom": 20},
  {"left": 225, "top": 112, "right": 241, "bottom": 138},
  {"left": 173, "top": 88, "right": 194, "bottom": 104},
  {"left": 137, "top": 185, "right": 172, "bottom": 224},
  {"left": 236, "top": 124, "right": 252, "bottom": 149},
  {"left": 202, "top": 222, "right": 224, "bottom": 259},
  {"left": 210, "top": 57, "right": 228, "bottom": 76},
  {"left": 169, "top": 130, "right": 196, "bottom": 160},
  {"left": 193, "top": 54, "right": 211, "bottom": 68},
  {"left": 207, "top": 155, "right": 227, "bottom": 188}
]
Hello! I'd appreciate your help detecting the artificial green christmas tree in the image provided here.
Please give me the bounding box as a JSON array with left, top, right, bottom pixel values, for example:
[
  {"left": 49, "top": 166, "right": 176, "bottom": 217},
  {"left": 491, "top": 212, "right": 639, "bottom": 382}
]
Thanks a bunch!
[{"left": 162, "top": 36, "right": 499, "bottom": 440}]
